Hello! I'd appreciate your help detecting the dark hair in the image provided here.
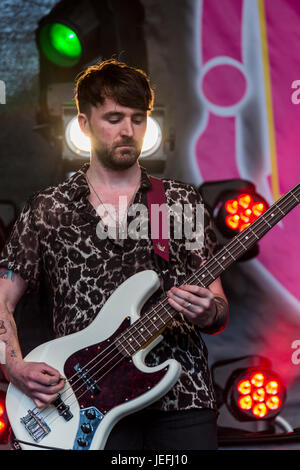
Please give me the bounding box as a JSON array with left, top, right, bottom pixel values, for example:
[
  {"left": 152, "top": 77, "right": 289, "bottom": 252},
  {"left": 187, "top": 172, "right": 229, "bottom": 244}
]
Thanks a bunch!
[{"left": 74, "top": 59, "right": 154, "bottom": 117}]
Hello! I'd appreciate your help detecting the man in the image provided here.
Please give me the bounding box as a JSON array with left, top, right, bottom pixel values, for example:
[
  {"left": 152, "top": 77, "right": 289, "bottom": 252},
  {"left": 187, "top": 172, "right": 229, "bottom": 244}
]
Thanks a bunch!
[{"left": 0, "top": 60, "right": 228, "bottom": 450}]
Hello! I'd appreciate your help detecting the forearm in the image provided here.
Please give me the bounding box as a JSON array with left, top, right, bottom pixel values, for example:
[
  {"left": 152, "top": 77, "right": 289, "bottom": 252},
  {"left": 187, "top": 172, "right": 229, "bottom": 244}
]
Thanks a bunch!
[
  {"left": 200, "top": 295, "right": 229, "bottom": 335},
  {"left": 0, "top": 300, "right": 23, "bottom": 376}
]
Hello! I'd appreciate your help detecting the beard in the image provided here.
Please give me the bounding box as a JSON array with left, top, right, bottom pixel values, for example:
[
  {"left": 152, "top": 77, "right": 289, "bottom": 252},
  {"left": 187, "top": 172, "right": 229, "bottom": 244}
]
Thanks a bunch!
[{"left": 90, "top": 134, "right": 141, "bottom": 171}]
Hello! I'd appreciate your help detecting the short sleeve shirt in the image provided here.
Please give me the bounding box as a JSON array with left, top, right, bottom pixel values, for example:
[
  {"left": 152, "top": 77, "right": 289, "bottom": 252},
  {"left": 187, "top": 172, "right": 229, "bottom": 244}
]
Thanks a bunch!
[{"left": 0, "top": 163, "right": 219, "bottom": 411}]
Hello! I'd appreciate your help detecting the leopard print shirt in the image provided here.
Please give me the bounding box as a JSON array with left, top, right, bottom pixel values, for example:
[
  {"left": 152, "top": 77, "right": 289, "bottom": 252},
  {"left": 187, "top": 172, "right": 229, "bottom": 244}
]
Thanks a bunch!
[{"left": 0, "top": 163, "right": 219, "bottom": 411}]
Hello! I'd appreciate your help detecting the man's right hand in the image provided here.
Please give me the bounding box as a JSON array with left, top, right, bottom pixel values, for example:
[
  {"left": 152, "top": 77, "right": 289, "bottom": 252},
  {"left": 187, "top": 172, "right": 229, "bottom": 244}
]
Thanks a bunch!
[{"left": 5, "top": 360, "right": 66, "bottom": 409}]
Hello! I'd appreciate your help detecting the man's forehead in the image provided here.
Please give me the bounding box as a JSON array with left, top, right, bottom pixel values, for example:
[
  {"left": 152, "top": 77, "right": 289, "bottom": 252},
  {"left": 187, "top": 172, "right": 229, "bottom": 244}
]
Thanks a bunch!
[{"left": 94, "top": 96, "right": 146, "bottom": 115}]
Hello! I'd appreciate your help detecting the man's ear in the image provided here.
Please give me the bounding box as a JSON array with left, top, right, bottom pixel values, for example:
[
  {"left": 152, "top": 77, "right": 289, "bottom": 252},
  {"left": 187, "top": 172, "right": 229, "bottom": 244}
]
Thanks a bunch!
[{"left": 77, "top": 113, "right": 90, "bottom": 137}]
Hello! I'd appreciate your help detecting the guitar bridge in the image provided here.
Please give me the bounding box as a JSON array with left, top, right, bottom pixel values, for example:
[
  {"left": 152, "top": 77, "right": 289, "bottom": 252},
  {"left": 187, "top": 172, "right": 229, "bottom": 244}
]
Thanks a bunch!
[{"left": 20, "top": 409, "right": 51, "bottom": 443}]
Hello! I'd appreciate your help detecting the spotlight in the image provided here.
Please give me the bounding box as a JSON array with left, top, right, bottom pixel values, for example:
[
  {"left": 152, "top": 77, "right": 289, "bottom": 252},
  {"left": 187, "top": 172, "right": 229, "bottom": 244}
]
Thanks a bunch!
[
  {"left": 141, "top": 116, "right": 163, "bottom": 157},
  {"left": 225, "top": 368, "right": 286, "bottom": 422},
  {"left": 65, "top": 115, "right": 90, "bottom": 158},
  {"left": 0, "top": 390, "right": 10, "bottom": 444},
  {"left": 198, "top": 179, "right": 269, "bottom": 260},
  {"left": 216, "top": 190, "right": 268, "bottom": 237},
  {"left": 211, "top": 355, "right": 287, "bottom": 426},
  {"left": 38, "top": 22, "right": 82, "bottom": 68},
  {"left": 138, "top": 108, "right": 167, "bottom": 175}
]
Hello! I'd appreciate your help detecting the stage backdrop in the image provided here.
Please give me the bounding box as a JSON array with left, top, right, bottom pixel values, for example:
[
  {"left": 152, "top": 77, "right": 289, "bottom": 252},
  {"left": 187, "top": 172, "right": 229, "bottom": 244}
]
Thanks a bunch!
[{"left": 143, "top": 0, "right": 300, "bottom": 428}]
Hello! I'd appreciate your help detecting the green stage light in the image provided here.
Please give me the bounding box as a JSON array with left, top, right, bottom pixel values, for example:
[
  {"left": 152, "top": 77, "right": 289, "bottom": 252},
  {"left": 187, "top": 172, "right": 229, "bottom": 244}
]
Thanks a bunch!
[{"left": 39, "top": 23, "right": 82, "bottom": 67}]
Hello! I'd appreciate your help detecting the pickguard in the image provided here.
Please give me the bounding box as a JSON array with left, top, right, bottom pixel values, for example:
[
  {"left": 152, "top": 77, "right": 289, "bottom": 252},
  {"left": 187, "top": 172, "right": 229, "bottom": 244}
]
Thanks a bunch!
[{"left": 64, "top": 318, "right": 168, "bottom": 414}]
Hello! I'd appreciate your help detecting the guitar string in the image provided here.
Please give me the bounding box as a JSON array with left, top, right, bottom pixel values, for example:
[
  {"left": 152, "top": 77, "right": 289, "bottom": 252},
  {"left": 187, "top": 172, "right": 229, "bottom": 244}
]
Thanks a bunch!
[
  {"left": 34, "top": 188, "right": 299, "bottom": 429},
  {"left": 30, "top": 188, "right": 299, "bottom": 425}
]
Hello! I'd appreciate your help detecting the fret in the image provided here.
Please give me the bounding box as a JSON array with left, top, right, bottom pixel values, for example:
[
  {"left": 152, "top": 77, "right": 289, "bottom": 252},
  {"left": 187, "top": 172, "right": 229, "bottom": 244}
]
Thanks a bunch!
[
  {"left": 120, "top": 341, "right": 134, "bottom": 357},
  {"left": 223, "top": 245, "right": 236, "bottom": 261},
  {"left": 126, "top": 321, "right": 148, "bottom": 346},
  {"left": 147, "top": 314, "right": 160, "bottom": 331},
  {"left": 141, "top": 321, "right": 152, "bottom": 336},
  {"left": 235, "top": 236, "right": 248, "bottom": 250},
  {"left": 160, "top": 303, "right": 174, "bottom": 321},
  {"left": 125, "top": 332, "right": 143, "bottom": 350},
  {"left": 263, "top": 217, "right": 272, "bottom": 228},
  {"left": 291, "top": 191, "right": 299, "bottom": 203},
  {"left": 192, "top": 272, "right": 205, "bottom": 287},
  {"left": 135, "top": 325, "right": 148, "bottom": 342},
  {"left": 247, "top": 226, "right": 259, "bottom": 240},
  {"left": 201, "top": 264, "right": 215, "bottom": 282},
  {"left": 276, "top": 205, "right": 285, "bottom": 217},
  {"left": 214, "top": 256, "right": 225, "bottom": 270}
]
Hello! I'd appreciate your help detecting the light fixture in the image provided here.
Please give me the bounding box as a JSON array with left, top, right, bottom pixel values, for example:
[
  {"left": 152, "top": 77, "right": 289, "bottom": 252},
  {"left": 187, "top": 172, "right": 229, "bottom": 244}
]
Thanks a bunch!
[
  {"left": 198, "top": 179, "right": 269, "bottom": 260},
  {"left": 0, "top": 390, "right": 10, "bottom": 444},
  {"left": 38, "top": 22, "right": 82, "bottom": 67},
  {"left": 141, "top": 116, "right": 162, "bottom": 157},
  {"left": 65, "top": 116, "right": 90, "bottom": 158},
  {"left": 225, "top": 368, "right": 286, "bottom": 422},
  {"left": 216, "top": 191, "right": 268, "bottom": 236},
  {"left": 211, "top": 355, "right": 287, "bottom": 424}
]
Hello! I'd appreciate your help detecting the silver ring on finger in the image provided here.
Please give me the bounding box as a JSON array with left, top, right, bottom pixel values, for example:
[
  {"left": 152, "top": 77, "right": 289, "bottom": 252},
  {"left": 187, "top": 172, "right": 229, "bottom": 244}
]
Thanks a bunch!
[{"left": 186, "top": 301, "right": 192, "bottom": 309}]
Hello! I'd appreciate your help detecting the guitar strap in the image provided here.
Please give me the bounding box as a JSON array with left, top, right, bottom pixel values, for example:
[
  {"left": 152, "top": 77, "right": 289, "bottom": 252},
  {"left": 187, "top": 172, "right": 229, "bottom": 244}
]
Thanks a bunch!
[{"left": 146, "top": 176, "right": 170, "bottom": 263}]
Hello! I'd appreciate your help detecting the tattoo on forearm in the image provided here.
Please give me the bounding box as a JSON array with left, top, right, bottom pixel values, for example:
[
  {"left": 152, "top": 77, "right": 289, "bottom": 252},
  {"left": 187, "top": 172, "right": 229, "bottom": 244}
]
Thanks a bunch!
[
  {"left": 10, "top": 349, "right": 17, "bottom": 358},
  {"left": 0, "top": 268, "right": 15, "bottom": 281},
  {"left": 214, "top": 296, "right": 228, "bottom": 314},
  {"left": 201, "top": 296, "right": 228, "bottom": 333},
  {"left": 0, "top": 320, "right": 7, "bottom": 335}
]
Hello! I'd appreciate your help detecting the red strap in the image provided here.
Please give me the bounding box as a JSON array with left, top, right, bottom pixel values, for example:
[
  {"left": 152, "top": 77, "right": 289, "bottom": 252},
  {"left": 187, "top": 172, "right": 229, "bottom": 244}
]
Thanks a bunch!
[{"left": 146, "top": 176, "right": 169, "bottom": 262}]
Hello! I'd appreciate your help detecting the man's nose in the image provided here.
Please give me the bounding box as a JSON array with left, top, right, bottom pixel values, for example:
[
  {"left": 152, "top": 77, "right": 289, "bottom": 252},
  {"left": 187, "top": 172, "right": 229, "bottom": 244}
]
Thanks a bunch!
[{"left": 120, "top": 118, "right": 134, "bottom": 137}]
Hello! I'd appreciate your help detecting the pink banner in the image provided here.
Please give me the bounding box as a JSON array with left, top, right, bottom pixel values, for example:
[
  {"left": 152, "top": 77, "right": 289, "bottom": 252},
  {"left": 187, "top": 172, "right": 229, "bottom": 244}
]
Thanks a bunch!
[{"left": 195, "top": 0, "right": 300, "bottom": 303}]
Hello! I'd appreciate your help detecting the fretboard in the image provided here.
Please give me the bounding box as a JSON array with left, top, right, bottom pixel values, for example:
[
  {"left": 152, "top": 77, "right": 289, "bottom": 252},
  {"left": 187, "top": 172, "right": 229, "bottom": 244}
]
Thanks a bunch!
[{"left": 115, "top": 182, "right": 300, "bottom": 357}]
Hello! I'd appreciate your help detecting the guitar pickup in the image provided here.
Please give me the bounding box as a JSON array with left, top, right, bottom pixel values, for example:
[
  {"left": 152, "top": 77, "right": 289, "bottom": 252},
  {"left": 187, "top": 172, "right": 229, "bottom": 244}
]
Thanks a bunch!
[
  {"left": 52, "top": 394, "right": 73, "bottom": 422},
  {"left": 74, "top": 363, "right": 100, "bottom": 395}
]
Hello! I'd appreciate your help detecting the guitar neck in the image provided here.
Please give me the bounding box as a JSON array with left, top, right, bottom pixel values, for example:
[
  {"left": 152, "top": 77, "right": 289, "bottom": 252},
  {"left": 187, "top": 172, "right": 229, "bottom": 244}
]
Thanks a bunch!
[{"left": 116, "top": 183, "right": 300, "bottom": 356}]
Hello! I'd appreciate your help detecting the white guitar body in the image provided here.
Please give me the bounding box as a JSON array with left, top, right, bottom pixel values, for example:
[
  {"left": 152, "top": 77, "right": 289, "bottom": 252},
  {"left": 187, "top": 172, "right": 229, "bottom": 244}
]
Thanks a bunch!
[{"left": 6, "top": 270, "right": 182, "bottom": 450}]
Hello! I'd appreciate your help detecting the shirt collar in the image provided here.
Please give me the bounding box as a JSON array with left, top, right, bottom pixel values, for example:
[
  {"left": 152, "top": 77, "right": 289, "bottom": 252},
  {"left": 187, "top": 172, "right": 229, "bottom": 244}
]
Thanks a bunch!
[{"left": 66, "top": 162, "right": 152, "bottom": 203}]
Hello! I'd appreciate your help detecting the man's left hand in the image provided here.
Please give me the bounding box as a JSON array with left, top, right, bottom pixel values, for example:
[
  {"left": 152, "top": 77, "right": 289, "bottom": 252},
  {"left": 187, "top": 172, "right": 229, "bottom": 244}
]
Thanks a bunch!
[{"left": 167, "top": 284, "right": 217, "bottom": 329}]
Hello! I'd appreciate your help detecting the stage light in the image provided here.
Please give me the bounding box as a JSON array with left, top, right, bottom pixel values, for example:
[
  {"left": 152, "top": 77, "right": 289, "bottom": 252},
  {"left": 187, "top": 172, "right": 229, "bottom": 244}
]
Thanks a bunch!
[
  {"left": 141, "top": 116, "right": 162, "bottom": 157},
  {"left": 65, "top": 116, "right": 90, "bottom": 157},
  {"left": 216, "top": 190, "right": 268, "bottom": 236},
  {"left": 0, "top": 391, "right": 10, "bottom": 444},
  {"left": 225, "top": 367, "right": 286, "bottom": 422},
  {"left": 198, "top": 179, "right": 269, "bottom": 259},
  {"left": 39, "top": 23, "right": 82, "bottom": 68}
]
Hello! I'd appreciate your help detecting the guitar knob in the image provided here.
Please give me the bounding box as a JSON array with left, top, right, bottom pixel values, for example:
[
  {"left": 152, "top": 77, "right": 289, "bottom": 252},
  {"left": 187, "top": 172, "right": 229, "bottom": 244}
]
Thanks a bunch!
[
  {"left": 81, "top": 422, "right": 92, "bottom": 434},
  {"left": 77, "top": 437, "right": 88, "bottom": 447},
  {"left": 85, "top": 408, "right": 96, "bottom": 420}
]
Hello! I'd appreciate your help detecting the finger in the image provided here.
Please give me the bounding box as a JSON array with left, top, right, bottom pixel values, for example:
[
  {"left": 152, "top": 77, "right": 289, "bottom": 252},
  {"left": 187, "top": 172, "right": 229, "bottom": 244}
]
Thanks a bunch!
[
  {"left": 32, "top": 364, "right": 64, "bottom": 386},
  {"left": 168, "top": 296, "right": 201, "bottom": 319},
  {"left": 40, "top": 363, "right": 64, "bottom": 380},
  {"left": 32, "top": 392, "right": 61, "bottom": 409},
  {"left": 27, "top": 379, "right": 65, "bottom": 396},
  {"left": 180, "top": 284, "right": 215, "bottom": 299},
  {"left": 168, "top": 287, "right": 206, "bottom": 309}
]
